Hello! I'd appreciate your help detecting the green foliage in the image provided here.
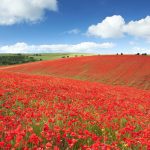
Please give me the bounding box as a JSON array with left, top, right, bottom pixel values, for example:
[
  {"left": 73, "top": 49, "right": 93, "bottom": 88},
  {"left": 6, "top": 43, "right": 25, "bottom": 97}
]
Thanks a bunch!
[
  {"left": 0, "top": 55, "right": 38, "bottom": 65},
  {"left": 0, "top": 53, "right": 93, "bottom": 66},
  {"left": 87, "top": 124, "right": 102, "bottom": 136}
]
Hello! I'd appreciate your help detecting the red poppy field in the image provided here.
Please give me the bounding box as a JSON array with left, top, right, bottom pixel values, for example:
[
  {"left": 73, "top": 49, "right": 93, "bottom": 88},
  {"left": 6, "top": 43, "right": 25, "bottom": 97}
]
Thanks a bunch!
[
  {"left": 0, "top": 55, "right": 150, "bottom": 149},
  {"left": 3, "top": 55, "right": 150, "bottom": 90}
]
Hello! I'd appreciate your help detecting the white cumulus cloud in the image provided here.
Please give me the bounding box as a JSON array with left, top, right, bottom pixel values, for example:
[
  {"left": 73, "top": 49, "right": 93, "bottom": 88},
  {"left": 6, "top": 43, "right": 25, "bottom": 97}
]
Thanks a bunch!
[
  {"left": 87, "top": 15, "right": 150, "bottom": 40},
  {"left": 87, "top": 15, "right": 125, "bottom": 38},
  {"left": 0, "top": 0, "right": 58, "bottom": 25},
  {"left": 124, "top": 16, "right": 150, "bottom": 39},
  {"left": 0, "top": 42, "right": 115, "bottom": 53}
]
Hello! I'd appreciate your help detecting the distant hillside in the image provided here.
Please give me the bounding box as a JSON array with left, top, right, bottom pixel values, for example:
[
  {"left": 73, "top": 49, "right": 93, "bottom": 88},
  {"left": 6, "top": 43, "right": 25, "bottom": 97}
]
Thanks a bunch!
[
  {"left": 0, "top": 53, "right": 93, "bottom": 62},
  {"left": 1, "top": 55, "right": 150, "bottom": 90}
]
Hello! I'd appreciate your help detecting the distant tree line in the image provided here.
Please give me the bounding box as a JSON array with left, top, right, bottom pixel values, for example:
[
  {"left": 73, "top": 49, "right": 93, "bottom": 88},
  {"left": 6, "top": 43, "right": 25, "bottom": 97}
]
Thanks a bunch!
[
  {"left": 116, "top": 53, "right": 123, "bottom": 55},
  {"left": 61, "top": 55, "right": 85, "bottom": 58},
  {"left": 33, "top": 54, "right": 42, "bottom": 56},
  {"left": 136, "top": 53, "right": 147, "bottom": 55},
  {"left": 116, "top": 53, "right": 148, "bottom": 56},
  {"left": 0, "top": 55, "right": 39, "bottom": 65}
]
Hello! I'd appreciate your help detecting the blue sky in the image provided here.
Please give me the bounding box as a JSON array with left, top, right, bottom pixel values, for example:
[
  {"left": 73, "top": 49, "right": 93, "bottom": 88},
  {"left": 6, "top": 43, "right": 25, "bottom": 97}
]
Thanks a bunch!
[{"left": 0, "top": 0, "right": 150, "bottom": 53}]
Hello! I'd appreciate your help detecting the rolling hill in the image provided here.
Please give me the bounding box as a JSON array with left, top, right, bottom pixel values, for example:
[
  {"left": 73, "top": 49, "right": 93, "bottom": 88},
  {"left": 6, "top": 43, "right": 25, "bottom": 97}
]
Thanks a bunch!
[
  {"left": 1, "top": 55, "right": 150, "bottom": 90},
  {"left": 0, "top": 55, "right": 150, "bottom": 149}
]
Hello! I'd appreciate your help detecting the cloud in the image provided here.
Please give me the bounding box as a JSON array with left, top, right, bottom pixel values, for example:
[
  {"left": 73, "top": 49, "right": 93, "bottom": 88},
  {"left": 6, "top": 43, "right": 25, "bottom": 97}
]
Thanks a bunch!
[
  {"left": 87, "top": 15, "right": 125, "bottom": 38},
  {"left": 87, "top": 15, "right": 150, "bottom": 40},
  {"left": 67, "top": 29, "right": 80, "bottom": 34},
  {"left": 0, "top": 42, "right": 115, "bottom": 53},
  {"left": 124, "top": 16, "right": 150, "bottom": 39},
  {"left": 0, "top": 0, "right": 58, "bottom": 25}
]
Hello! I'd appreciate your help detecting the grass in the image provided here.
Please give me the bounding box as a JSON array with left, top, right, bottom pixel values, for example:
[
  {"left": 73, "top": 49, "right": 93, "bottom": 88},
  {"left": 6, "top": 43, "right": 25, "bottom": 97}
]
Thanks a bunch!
[
  {"left": 0, "top": 53, "right": 94, "bottom": 61},
  {"left": 33, "top": 53, "right": 94, "bottom": 60}
]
